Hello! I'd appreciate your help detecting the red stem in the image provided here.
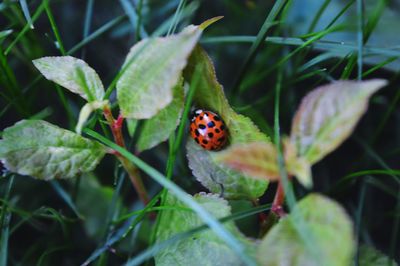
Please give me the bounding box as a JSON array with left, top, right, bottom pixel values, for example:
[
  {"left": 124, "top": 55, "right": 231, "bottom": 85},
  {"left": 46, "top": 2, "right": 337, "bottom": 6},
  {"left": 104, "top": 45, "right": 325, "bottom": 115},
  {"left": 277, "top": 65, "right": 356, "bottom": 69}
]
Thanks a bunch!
[
  {"left": 103, "top": 106, "right": 149, "bottom": 204},
  {"left": 271, "top": 181, "right": 286, "bottom": 217}
]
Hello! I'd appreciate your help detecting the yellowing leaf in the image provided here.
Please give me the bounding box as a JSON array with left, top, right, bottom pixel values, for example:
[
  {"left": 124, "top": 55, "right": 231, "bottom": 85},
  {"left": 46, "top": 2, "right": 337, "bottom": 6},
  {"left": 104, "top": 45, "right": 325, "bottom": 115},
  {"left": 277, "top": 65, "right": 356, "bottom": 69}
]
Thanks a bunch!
[
  {"left": 290, "top": 79, "right": 387, "bottom": 165},
  {"left": 215, "top": 140, "right": 312, "bottom": 188},
  {"left": 215, "top": 142, "right": 280, "bottom": 181}
]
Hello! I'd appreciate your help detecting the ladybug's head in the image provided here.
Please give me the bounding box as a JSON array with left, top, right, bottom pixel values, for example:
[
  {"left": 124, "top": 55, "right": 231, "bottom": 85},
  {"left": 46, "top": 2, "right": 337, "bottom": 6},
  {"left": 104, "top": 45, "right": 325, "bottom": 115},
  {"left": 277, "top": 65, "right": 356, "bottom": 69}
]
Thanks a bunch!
[{"left": 189, "top": 108, "right": 203, "bottom": 121}]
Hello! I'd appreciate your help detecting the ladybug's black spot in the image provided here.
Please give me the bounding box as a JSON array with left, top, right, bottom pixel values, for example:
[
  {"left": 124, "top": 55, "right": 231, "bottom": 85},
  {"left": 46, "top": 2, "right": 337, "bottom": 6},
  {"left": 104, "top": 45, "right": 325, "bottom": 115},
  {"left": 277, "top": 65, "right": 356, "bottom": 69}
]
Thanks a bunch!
[
  {"left": 201, "top": 144, "right": 206, "bottom": 148},
  {"left": 199, "top": 124, "right": 206, "bottom": 129},
  {"left": 213, "top": 115, "right": 221, "bottom": 121},
  {"left": 195, "top": 129, "right": 200, "bottom": 137},
  {"left": 207, "top": 121, "right": 215, "bottom": 128},
  {"left": 195, "top": 138, "right": 200, "bottom": 144},
  {"left": 207, "top": 132, "right": 214, "bottom": 138},
  {"left": 217, "top": 137, "right": 225, "bottom": 143},
  {"left": 202, "top": 140, "right": 208, "bottom": 144},
  {"left": 220, "top": 125, "right": 225, "bottom": 130},
  {"left": 215, "top": 128, "right": 221, "bottom": 133},
  {"left": 199, "top": 116, "right": 203, "bottom": 120}
]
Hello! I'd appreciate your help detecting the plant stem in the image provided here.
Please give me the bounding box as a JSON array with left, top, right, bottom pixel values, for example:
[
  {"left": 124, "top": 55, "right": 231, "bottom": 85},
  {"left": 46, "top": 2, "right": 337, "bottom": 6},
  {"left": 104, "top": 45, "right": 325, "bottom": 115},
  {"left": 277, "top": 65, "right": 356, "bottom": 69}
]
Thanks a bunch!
[
  {"left": 271, "top": 181, "right": 286, "bottom": 217},
  {"left": 103, "top": 106, "right": 149, "bottom": 204}
]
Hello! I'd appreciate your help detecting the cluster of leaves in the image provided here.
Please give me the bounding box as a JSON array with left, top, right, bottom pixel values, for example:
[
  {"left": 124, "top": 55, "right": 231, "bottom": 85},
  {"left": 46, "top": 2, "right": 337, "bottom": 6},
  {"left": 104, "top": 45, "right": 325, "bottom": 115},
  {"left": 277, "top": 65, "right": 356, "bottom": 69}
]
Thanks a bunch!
[{"left": 0, "top": 11, "right": 395, "bottom": 266}]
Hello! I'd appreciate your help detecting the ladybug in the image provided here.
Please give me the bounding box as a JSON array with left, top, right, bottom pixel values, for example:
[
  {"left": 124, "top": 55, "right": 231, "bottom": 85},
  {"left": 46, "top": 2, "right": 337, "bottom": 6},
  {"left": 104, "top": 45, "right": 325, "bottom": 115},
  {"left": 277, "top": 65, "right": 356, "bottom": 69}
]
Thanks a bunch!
[{"left": 189, "top": 109, "right": 228, "bottom": 151}]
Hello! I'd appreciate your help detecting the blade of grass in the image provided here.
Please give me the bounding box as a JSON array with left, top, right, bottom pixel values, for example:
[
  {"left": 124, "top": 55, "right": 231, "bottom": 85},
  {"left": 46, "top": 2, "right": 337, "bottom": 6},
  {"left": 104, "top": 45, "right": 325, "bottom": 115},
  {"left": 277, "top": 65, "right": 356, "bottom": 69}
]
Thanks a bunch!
[
  {"left": 0, "top": 176, "right": 14, "bottom": 266},
  {"left": 5, "top": 0, "right": 47, "bottom": 55},
  {"left": 0, "top": 46, "right": 28, "bottom": 116},
  {"left": 43, "top": 1, "right": 76, "bottom": 127},
  {"left": 37, "top": 245, "right": 71, "bottom": 266},
  {"left": 326, "top": 0, "right": 355, "bottom": 29},
  {"left": 307, "top": 0, "right": 331, "bottom": 32},
  {"left": 366, "top": 176, "right": 398, "bottom": 198},
  {"left": 389, "top": 190, "right": 400, "bottom": 264},
  {"left": 149, "top": 64, "right": 202, "bottom": 249},
  {"left": 44, "top": 1, "right": 66, "bottom": 55},
  {"left": 81, "top": 195, "right": 161, "bottom": 266},
  {"left": 330, "top": 169, "right": 400, "bottom": 196},
  {"left": 231, "top": 0, "right": 288, "bottom": 94},
  {"left": 115, "top": 205, "right": 192, "bottom": 224},
  {"left": 356, "top": 0, "right": 363, "bottom": 80},
  {"left": 68, "top": 15, "right": 127, "bottom": 55},
  {"left": 0, "top": 213, "right": 11, "bottom": 266},
  {"left": 135, "top": 0, "right": 144, "bottom": 42},
  {"left": 353, "top": 137, "right": 400, "bottom": 262},
  {"left": 167, "top": 0, "right": 187, "bottom": 36},
  {"left": 84, "top": 128, "right": 258, "bottom": 266},
  {"left": 118, "top": 0, "right": 147, "bottom": 39},
  {"left": 19, "top": 0, "right": 33, "bottom": 29},
  {"left": 203, "top": 35, "right": 400, "bottom": 57},
  {"left": 50, "top": 181, "right": 83, "bottom": 219},
  {"left": 370, "top": 81, "right": 400, "bottom": 144},
  {"left": 273, "top": 67, "right": 323, "bottom": 264},
  {"left": 362, "top": 57, "right": 398, "bottom": 78},
  {"left": 341, "top": 0, "right": 387, "bottom": 79},
  {"left": 0, "top": 29, "right": 13, "bottom": 41},
  {"left": 81, "top": 0, "right": 94, "bottom": 59},
  {"left": 354, "top": 180, "right": 367, "bottom": 265}
]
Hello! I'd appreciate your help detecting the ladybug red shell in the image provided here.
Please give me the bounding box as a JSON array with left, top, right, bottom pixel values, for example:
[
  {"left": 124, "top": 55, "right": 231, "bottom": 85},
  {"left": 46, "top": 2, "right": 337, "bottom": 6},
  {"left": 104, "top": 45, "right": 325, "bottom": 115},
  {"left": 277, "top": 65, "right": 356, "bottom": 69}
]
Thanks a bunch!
[{"left": 189, "top": 109, "right": 228, "bottom": 151}]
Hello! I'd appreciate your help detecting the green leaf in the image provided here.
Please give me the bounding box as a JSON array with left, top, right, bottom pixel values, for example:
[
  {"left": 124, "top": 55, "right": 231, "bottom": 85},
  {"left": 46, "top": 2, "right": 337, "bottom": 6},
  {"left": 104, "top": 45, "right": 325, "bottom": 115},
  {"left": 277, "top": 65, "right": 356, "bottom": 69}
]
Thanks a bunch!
[
  {"left": 290, "top": 79, "right": 387, "bottom": 165},
  {"left": 126, "top": 119, "right": 138, "bottom": 137},
  {"left": 358, "top": 245, "right": 397, "bottom": 266},
  {"left": 184, "top": 46, "right": 269, "bottom": 144},
  {"left": 76, "top": 175, "right": 118, "bottom": 240},
  {"left": 32, "top": 56, "right": 105, "bottom": 102},
  {"left": 184, "top": 46, "right": 270, "bottom": 199},
  {"left": 136, "top": 81, "right": 184, "bottom": 152},
  {"left": 75, "top": 100, "right": 109, "bottom": 134},
  {"left": 187, "top": 140, "right": 268, "bottom": 199},
  {"left": 257, "top": 193, "right": 355, "bottom": 266},
  {"left": 155, "top": 192, "right": 256, "bottom": 266},
  {"left": 117, "top": 25, "right": 201, "bottom": 119},
  {"left": 0, "top": 120, "right": 107, "bottom": 180}
]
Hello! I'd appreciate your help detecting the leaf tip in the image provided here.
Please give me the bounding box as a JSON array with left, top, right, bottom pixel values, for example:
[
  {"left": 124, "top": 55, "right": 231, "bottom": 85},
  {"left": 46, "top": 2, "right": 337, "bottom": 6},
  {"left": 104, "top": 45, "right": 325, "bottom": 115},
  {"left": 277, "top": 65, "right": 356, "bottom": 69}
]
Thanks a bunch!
[{"left": 199, "top": 16, "right": 224, "bottom": 30}]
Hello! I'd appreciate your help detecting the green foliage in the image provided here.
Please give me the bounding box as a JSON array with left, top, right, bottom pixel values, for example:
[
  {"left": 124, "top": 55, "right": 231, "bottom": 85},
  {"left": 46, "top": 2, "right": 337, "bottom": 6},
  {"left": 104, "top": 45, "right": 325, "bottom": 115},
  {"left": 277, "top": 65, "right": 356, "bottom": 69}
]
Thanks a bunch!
[
  {"left": 32, "top": 56, "right": 105, "bottom": 102},
  {"left": 117, "top": 25, "right": 201, "bottom": 119},
  {"left": 358, "top": 245, "right": 398, "bottom": 266},
  {"left": 137, "top": 81, "right": 184, "bottom": 152},
  {"left": 257, "top": 194, "right": 355, "bottom": 266},
  {"left": 184, "top": 46, "right": 269, "bottom": 199},
  {"left": 1, "top": 1, "right": 399, "bottom": 265},
  {"left": 186, "top": 140, "right": 268, "bottom": 199},
  {"left": 0, "top": 120, "right": 106, "bottom": 180},
  {"left": 184, "top": 46, "right": 269, "bottom": 144},
  {"left": 155, "top": 192, "right": 256, "bottom": 266},
  {"left": 76, "top": 175, "right": 119, "bottom": 240}
]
